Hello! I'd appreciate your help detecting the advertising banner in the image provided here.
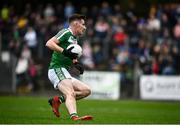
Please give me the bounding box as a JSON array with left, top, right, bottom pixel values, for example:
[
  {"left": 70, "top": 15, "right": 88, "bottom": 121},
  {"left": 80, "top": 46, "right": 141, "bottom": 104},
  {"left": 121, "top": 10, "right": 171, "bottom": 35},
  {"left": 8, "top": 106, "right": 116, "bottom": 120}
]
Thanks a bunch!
[
  {"left": 80, "top": 71, "right": 120, "bottom": 100},
  {"left": 140, "top": 75, "right": 180, "bottom": 100}
]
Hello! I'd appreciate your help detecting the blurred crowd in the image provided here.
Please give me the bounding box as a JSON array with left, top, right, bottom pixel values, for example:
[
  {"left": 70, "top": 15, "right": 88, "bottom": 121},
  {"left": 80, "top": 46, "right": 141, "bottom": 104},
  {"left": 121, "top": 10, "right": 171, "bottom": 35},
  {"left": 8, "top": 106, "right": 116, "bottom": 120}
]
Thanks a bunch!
[{"left": 1, "top": 1, "right": 180, "bottom": 92}]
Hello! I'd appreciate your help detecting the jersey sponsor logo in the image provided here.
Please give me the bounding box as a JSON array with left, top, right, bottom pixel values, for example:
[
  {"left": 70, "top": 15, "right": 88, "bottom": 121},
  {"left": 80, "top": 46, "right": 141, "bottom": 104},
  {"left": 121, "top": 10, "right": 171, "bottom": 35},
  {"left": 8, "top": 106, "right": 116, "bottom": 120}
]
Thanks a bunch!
[{"left": 68, "top": 36, "right": 77, "bottom": 44}]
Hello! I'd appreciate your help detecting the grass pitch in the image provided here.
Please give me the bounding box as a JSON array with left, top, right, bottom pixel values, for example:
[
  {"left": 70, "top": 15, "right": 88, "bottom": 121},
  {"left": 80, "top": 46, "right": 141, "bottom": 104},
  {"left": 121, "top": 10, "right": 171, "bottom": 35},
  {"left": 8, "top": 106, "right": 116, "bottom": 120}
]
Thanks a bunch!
[{"left": 0, "top": 96, "right": 180, "bottom": 124}]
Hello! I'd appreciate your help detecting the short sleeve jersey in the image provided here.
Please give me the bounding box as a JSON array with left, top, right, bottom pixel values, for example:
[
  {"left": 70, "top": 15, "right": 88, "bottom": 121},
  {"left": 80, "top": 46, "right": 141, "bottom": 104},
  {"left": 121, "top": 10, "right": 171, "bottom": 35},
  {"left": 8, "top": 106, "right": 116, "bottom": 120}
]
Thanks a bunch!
[{"left": 49, "top": 28, "right": 78, "bottom": 69}]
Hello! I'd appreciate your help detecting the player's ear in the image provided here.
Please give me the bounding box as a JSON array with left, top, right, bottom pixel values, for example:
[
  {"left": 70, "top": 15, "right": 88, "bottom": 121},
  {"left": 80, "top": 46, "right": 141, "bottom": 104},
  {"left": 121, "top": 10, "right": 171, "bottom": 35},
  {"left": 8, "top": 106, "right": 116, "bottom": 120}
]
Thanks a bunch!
[
  {"left": 75, "top": 21, "right": 78, "bottom": 26},
  {"left": 74, "top": 21, "right": 78, "bottom": 27}
]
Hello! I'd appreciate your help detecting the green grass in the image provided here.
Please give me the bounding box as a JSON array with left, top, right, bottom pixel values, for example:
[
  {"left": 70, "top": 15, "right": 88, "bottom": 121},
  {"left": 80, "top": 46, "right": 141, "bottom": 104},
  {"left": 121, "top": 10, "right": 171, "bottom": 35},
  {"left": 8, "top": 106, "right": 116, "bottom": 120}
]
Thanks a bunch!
[{"left": 0, "top": 96, "right": 180, "bottom": 124}]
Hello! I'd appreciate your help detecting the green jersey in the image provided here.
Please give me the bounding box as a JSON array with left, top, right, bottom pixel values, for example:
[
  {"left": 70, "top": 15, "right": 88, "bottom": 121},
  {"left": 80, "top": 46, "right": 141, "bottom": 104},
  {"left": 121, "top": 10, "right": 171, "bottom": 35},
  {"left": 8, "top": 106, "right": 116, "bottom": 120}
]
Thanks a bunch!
[{"left": 49, "top": 28, "right": 78, "bottom": 69}]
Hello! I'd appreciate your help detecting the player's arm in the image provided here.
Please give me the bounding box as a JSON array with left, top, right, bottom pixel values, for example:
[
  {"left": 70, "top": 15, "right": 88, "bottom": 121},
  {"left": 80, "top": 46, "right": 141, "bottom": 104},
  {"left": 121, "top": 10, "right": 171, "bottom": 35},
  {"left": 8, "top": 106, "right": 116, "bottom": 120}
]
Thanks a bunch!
[
  {"left": 45, "top": 37, "right": 78, "bottom": 59},
  {"left": 45, "top": 37, "right": 64, "bottom": 53}
]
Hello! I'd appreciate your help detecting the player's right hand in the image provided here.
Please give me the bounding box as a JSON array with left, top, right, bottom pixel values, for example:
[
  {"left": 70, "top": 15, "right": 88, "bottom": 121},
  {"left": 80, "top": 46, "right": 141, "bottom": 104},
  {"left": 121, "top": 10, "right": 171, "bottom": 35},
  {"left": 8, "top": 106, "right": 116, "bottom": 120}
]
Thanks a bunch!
[{"left": 62, "top": 46, "right": 78, "bottom": 59}]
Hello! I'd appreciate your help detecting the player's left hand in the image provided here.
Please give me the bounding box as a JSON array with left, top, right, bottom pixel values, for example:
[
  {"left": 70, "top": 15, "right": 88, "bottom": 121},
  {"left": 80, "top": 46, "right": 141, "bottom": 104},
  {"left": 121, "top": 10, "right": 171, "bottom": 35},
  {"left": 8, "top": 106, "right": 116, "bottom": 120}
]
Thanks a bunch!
[
  {"left": 68, "top": 62, "right": 84, "bottom": 77},
  {"left": 73, "top": 62, "right": 84, "bottom": 74}
]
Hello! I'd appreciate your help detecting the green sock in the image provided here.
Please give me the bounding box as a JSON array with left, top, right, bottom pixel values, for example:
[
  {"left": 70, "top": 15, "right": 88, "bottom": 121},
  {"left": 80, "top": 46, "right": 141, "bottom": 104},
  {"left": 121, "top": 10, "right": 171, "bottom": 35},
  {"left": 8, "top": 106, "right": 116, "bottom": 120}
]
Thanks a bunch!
[
  {"left": 58, "top": 95, "right": 65, "bottom": 103},
  {"left": 70, "top": 113, "right": 78, "bottom": 118}
]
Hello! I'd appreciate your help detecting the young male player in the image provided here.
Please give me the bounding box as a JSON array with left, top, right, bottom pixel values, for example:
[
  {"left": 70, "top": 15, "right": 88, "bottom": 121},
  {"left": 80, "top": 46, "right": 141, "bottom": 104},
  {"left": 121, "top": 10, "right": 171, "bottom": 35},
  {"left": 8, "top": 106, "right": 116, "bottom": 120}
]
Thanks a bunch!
[{"left": 46, "top": 14, "right": 93, "bottom": 121}]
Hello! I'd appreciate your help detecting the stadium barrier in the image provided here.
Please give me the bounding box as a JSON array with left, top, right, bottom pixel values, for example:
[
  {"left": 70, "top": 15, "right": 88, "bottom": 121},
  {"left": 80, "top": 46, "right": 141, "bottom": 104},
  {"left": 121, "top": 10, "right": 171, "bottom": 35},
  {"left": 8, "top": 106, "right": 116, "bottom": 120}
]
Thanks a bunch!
[
  {"left": 0, "top": 51, "right": 16, "bottom": 93},
  {"left": 140, "top": 75, "right": 180, "bottom": 100},
  {"left": 80, "top": 71, "right": 121, "bottom": 100}
]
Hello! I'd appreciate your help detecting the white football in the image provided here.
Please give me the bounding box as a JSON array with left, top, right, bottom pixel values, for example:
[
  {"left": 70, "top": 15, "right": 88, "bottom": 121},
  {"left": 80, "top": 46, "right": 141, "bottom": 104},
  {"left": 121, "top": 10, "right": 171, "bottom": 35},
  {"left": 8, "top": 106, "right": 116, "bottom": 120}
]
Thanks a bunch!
[{"left": 66, "top": 44, "right": 82, "bottom": 58}]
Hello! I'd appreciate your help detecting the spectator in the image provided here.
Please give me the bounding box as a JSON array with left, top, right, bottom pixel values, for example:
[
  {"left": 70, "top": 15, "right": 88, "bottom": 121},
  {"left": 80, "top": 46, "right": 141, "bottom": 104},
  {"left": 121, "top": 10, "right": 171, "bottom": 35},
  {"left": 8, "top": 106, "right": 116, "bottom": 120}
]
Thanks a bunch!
[
  {"left": 44, "top": 4, "right": 55, "bottom": 18},
  {"left": 81, "top": 41, "right": 95, "bottom": 69},
  {"left": 44, "top": 4, "right": 55, "bottom": 24},
  {"left": 24, "top": 26, "right": 38, "bottom": 57},
  {"left": 64, "top": 1, "right": 75, "bottom": 18},
  {"left": 1, "top": 5, "right": 9, "bottom": 22},
  {"left": 113, "top": 26, "right": 127, "bottom": 48},
  {"left": 15, "top": 44, "right": 33, "bottom": 93},
  {"left": 100, "top": 1, "right": 112, "bottom": 16},
  {"left": 94, "top": 17, "right": 110, "bottom": 39},
  {"left": 147, "top": 14, "right": 161, "bottom": 31}
]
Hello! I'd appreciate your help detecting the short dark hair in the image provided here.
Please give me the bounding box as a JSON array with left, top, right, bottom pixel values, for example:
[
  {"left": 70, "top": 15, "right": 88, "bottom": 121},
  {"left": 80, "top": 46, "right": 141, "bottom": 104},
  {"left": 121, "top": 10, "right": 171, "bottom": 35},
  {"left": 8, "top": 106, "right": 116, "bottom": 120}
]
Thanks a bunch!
[{"left": 68, "top": 14, "right": 86, "bottom": 23}]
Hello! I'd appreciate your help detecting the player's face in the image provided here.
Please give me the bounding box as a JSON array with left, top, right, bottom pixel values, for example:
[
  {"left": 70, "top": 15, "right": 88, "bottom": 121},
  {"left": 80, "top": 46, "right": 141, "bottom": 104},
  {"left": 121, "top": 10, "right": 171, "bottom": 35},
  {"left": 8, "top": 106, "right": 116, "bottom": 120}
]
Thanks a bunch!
[{"left": 76, "top": 19, "right": 86, "bottom": 36}]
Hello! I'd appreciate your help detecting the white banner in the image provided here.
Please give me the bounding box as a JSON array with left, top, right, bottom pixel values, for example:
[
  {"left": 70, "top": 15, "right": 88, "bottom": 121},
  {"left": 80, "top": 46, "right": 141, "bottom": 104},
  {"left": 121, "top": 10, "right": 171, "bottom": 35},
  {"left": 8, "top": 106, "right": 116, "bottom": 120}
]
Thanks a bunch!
[
  {"left": 140, "top": 75, "right": 180, "bottom": 100},
  {"left": 80, "top": 71, "right": 120, "bottom": 100}
]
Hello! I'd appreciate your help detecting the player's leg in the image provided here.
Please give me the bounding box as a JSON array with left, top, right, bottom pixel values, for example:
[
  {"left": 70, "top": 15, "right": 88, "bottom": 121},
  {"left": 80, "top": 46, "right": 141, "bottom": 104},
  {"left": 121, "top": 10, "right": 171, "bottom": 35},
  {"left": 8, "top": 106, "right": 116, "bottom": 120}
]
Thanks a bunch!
[
  {"left": 48, "top": 68, "right": 72, "bottom": 117},
  {"left": 70, "top": 78, "right": 93, "bottom": 121},
  {"left": 57, "top": 79, "right": 78, "bottom": 118},
  {"left": 48, "top": 67, "right": 79, "bottom": 118},
  {"left": 57, "top": 80, "right": 93, "bottom": 120},
  {"left": 48, "top": 68, "right": 92, "bottom": 120},
  {"left": 72, "top": 78, "right": 91, "bottom": 100}
]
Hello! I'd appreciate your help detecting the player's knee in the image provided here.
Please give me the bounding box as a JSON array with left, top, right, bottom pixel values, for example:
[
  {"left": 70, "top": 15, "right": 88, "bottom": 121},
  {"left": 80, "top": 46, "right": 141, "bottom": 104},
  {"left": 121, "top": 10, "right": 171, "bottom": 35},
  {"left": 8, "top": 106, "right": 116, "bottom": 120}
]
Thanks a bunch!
[
  {"left": 84, "top": 87, "right": 91, "bottom": 97},
  {"left": 66, "top": 91, "right": 76, "bottom": 99}
]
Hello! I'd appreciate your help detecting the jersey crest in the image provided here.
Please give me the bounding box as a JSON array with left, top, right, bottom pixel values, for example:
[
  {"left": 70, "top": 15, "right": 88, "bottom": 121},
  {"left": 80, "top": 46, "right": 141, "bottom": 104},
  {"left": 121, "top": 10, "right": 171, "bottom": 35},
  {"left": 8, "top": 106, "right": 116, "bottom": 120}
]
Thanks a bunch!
[{"left": 68, "top": 36, "right": 77, "bottom": 44}]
